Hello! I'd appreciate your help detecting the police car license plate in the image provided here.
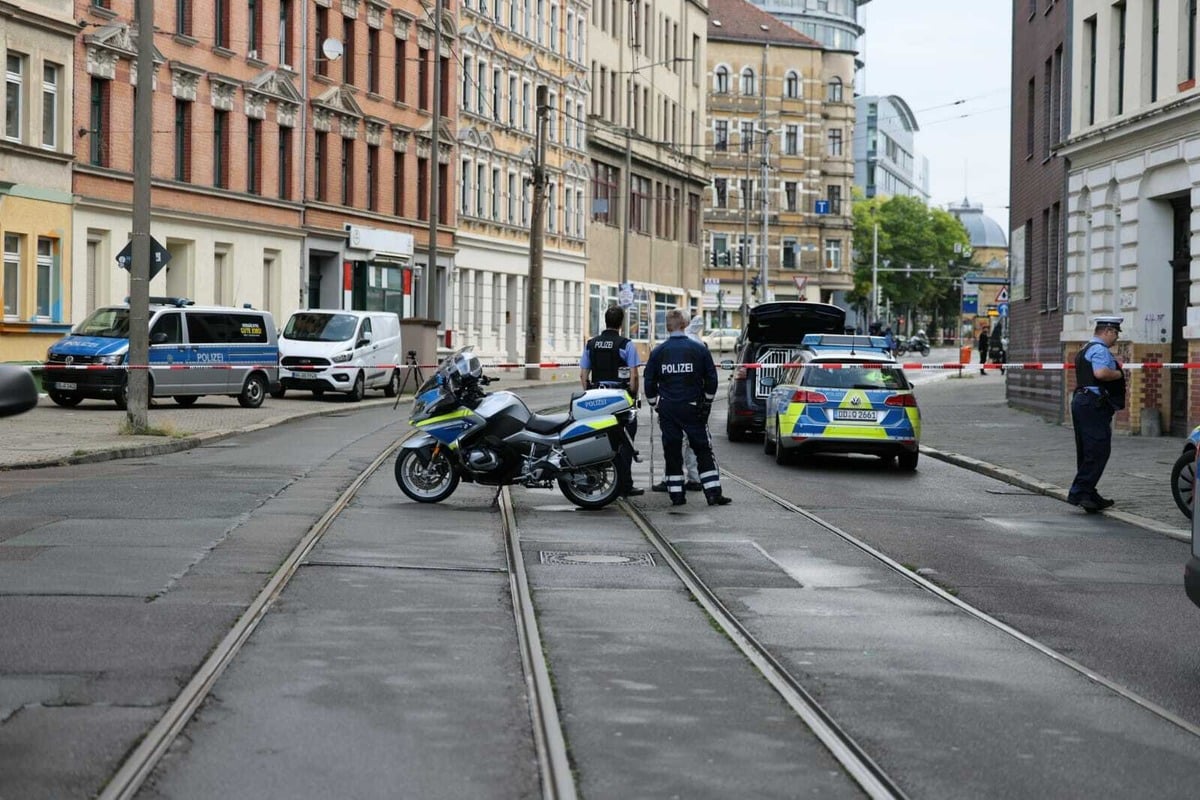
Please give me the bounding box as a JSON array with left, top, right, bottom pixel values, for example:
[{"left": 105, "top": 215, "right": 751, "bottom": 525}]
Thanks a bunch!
[
  {"left": 56, "top": 382, "right": 77, "bottom": 391},
  {"left": 834, "top": 409, "right": 876, "bottom": 421}
]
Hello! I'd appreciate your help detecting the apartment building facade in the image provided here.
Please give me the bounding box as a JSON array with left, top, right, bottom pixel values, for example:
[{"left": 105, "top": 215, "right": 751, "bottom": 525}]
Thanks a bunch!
[
  {"left": 1059, "top": 0, "right": 1200, "bottom": 435},
  {"left": 704, "top": 0, "right": 856, "bottom": 327},
  {"left": 586, "top": 0, "right": 709, "bottom": 347},
  {"left": 68, "top": 0, "right": 453, "bottom": 341},
  {"left": 0, "top": 0, "right": 77, "bottom": 361},
  {"left": 1007, "top": 0, "right": 1070, "bottom": 421}
]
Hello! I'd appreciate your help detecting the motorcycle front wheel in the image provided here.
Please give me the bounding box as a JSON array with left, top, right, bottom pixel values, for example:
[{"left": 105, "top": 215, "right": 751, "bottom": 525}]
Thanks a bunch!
[
  {"left": 396, "top": 447, "right": 460, "bottom": 503},
  {"left": 557, "top": 462, "right": 621, "bottom": 510}
]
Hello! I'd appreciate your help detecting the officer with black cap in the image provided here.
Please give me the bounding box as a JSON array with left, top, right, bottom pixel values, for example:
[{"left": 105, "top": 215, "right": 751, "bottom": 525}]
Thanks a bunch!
[
  {"left": 1069, "top": 315, "right": 1126, "bottom": 512},
  {"left": 644, "top": 308, "right": 731, "bottom": 507},
  {"left": 580, "top": 305, "right": 643, "bottom": 497}
]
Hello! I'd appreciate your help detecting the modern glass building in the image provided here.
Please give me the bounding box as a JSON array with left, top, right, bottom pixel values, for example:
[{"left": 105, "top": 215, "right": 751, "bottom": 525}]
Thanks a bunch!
[{"left": 746, "top": 0, "right": 871, "bottom": 58}]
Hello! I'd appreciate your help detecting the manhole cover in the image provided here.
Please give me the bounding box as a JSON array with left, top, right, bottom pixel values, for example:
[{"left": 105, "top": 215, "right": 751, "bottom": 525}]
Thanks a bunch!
[{"left": 539, "top": 551, "right": 657, "bottom": 567}]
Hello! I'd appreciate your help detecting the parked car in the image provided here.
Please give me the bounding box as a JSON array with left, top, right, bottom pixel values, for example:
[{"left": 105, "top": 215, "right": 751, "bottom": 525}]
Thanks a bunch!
[
  {"left": 702, "top": 327, "right": 741, "bottom": 353},
  {"left": 1171, "top": 426, "right": 1200, "bottom": 519},
  {"left": 761, "top": 349, "right": 921, "bottom": 470},
  {"left": 0, "top": 365, "right": 38, "bottom": 417},
  {"left": 723, "top": 301, "right": 847, "bottom": 441},
  {"left": 276, "top": 310, "right": 403, "bottom": 401},
  {"left": 43, "top": 298, "right": 279, "bottom": 409}
]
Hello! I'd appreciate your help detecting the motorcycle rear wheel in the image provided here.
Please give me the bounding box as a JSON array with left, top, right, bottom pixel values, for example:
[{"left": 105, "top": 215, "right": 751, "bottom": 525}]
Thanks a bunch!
[
  {"left": 396, "top": 447, "right": 460, "bottom": 503},
  {"left": 557, "top": 462, "right": 621, "bottom": 509}
]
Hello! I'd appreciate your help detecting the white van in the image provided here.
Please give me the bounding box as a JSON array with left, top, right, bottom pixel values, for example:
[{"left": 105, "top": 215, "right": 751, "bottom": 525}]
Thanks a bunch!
[{"left": 275, "top": 310, "right": 402, "bottom": 401}]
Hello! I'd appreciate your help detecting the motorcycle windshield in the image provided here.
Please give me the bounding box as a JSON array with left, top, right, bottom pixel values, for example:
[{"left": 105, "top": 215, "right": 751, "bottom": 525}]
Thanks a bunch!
[{"left": 411, "top": 347, "right": 475, "bottom": 420}]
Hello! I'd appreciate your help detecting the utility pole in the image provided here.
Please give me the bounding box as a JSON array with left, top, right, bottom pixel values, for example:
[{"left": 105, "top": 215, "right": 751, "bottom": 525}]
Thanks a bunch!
[
  {"left": 127, "top": 0, "right": 154, "bottom": 432},
  {"left": 524, "top": 85, "right": 549, "bottom": 380},
  {"left": 758, "top": 43, "right": 770, "bottom": 304},
  {"left": 425, "top": 0, "right": 443, "bottom": 321},
  {"left": 741, "top": 148, "right": 751, "bottom": 321},
  {"left": 871, "top": 221, "right": 879, "bottom": 325}
]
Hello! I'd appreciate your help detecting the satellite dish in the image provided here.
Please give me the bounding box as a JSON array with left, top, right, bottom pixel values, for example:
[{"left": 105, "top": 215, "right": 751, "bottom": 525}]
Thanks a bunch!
[{"left": 322, "top": 38, "right": 343, "bottom": 61}]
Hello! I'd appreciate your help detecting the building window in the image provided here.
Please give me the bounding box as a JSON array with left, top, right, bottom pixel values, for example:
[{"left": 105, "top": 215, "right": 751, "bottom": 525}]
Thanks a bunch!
[
  {"left": 1150, "top": 0, "right": 1160, "bottom": 102},
  {"left": 367, "top": 144, "right": 378, "bottom": 210},
  {"left": 417, "top": 156, "right": 428, "bottom": 219},
  {"left": 214, "top": 0, "right": 230, "bottom": 49},
  {"left": 687, "top": 192, "right": 700, "bottom": 244},
  {"left": 592, "top": 160, "right": 617, "bottom": 224},
  {"left": 493, "top": 67, "right": 502, "bottom": 120},
  {"left": 417, "top": 50, "right": 429, "bottom": 109},
  {"left": 1114, "top": 1, "right": 1127, "bottom": 114},
  {"left": 315, "top": 131, "right": 328, "bottom": 201},
  {"left": 740, "top": 178, "right": 754, "bottom": 210},
  {"left": 42, "top": 63, "right": 59, "bottom": 149},
  {"left": 395, "top": 37, "right": 407, "bottom": 102},
  {"left": 278, "top": 126, "right": 292, "bottom": 199},
  {"left": 784, "top": 181, "right": 797, "bottom": 212},
  {"left": 827, "top": 128, "right": 843, "bottom": 156},
  {"left": 784, "top": 71, "right": 799, "bottom": 99},
  {"left": 174, "top": 100, "right": 191, "bottom": 181},
  {"left": 507, "top": 172, "right": 516, "bottom": 223},
  {"left": 393, "top": 151, "right": 405, "bottom": 216},
  {"left": 2, "top": 233, "right": 19, "bottom": 318},
  {"left": 740, "top": 67, "right": 756, "bottom": 96},
  {"left": 247, "top": 119, "right": 262, "bottom": 194},
  {"left": 782, "top": 238, "right": 797, "bottom": 269},
  {"left": 88, "top": 77, "right": 108, "bottom": 166},
  {"left": 824, "top": 239, "right": 842, "bottom": 271},
  {"left": 828, "top": 184, "right": 842, "bottom": 214},
  {"left": 476, "top": 163, "right": 486, "bottom": 216},
  {"left": 280, "top": 0, "right": 293, "bottom": 65},
  {"left": 460, "top": 158, "right": 471, "bottom": 214},
  {"left": 249, "top": 0, "right": 262, "bottom": 55},
  {"left": 491, "top": 167, "right": 501, "bottom": 219},
  {"left": 1188, "top": 0, "right": 1197, "bottom": 83},
  {"left": 827, "top": 77, "right": 843, "bottom": 103},
  {"left": 213, "top": 109, "right": 228, "bottom": 187},
  {"left": 1084, "top": 15, "right": 1097, "bottom": 125},
  {"left": 714, "top": 65, "right": 729, "bottom": 94},
  {"left": 341, "top": 138, "right": 354, "bottom": 205},
  {"left": 784, "top": 124, "right": 798, "bottom": 155},
  {"left": 714, "top": 177, "right": 728, "bottom": 208},
  {"left": 36, "top": 237, "right": 56, "bottom": 319},
  {"left": 5, "top": 53, "right": 24, "bottom": 142},
  {"left": 176, "top": 0, "right": 192, "bottom": 36},
  {"left": 1025, "top": 78, "right": 1035, "bottom": 156},
  {"left": 316, "top": 7, "right": 329, "bottom": 77},
  {"left": 714, "top": 119, "right": 728, "bottom": 152},
  {"left": 629, "top": 174, "right": 651, "bottom": 233},
  {"left": 740, "top": 121, "right": 754, "bottom": 153},
  {"left": 344, "top": 16, "right": 356, "bottom": 85},
  {"left": 368, "top": 27, "right": 380, "bottom": 93}
]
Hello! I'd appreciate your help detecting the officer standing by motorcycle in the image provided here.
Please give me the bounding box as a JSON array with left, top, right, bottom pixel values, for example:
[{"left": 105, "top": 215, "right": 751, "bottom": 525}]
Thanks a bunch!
[
  {"left": 580, "top": 305, "right": 643, "bottom": 497},
  {"left": 644, "top": 308, "right": 731, "bottom": 507}
]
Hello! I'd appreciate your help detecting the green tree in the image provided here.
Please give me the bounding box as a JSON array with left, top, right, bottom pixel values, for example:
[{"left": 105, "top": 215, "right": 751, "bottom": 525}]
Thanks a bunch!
[{"left": 851, "top": 194, "right": 970, "bottom": 333}]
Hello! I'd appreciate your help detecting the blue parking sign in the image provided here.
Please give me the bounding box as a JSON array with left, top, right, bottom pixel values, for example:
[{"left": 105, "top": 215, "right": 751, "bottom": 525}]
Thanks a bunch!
[{"left": 814, "top": 199, "right": 830, "bottom": 215}]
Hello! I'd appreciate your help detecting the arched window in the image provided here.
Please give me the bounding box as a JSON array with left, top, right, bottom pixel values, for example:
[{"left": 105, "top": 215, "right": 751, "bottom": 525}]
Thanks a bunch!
[
  {"left": 826, "top": 77, "right": 844, "bottom": 103},
  {"left": 784, "top": 71, "right": 799, "bottom": 99},
  {"left": 714, "top": 65, "right": 730, "bottom": 94},
  {"left": 740, "top": 67, "right": 756, "bottom": 96}
]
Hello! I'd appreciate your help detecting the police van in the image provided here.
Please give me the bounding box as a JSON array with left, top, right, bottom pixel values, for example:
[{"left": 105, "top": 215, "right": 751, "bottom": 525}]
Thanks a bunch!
[{"left": 43, "top": 298, "right": 280, "bottom": 409}]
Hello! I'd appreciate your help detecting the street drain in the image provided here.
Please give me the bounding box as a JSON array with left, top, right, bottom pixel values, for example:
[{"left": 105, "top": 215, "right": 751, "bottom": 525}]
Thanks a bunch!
[{"left": 539, "top": 551, "right": 657, "bottom": 567}]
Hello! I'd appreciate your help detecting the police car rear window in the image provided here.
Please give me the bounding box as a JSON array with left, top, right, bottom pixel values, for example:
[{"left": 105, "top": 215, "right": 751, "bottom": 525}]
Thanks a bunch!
[{"left": 802, "top": 364, "right": 910, "bottom": 391}]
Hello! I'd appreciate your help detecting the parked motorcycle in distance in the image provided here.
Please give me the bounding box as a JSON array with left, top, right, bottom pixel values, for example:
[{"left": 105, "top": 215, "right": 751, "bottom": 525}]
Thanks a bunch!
[
  {"left": 898, "top": 331, "right": 930, "bottom": 357},
  {"left": 395, "top": 348, "right": 632, "bottom": 509}
]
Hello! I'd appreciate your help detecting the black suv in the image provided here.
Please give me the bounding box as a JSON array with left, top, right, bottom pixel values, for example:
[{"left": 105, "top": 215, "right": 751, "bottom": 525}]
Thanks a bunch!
[{"left": 723, "top": 301, "right": 847, "bottom": 441}]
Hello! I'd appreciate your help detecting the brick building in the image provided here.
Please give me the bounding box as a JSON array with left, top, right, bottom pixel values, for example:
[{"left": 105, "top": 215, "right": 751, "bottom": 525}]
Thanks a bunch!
[
  {"left": 1006, "top": 0, "right": 1069, "bottom": 421},
  {"left": 69, "top": 0, "right": 453, "bottom": 332}
]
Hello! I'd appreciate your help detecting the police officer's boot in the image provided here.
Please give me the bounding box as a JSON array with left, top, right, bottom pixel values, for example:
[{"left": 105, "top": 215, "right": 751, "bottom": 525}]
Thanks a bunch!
[{"left": 705, "top": 491, "right": 732, "bottom": 506}]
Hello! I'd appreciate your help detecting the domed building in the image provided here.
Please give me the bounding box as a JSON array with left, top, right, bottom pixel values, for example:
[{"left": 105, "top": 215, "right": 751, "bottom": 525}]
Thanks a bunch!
[{"left": 948, "top": 198, "right": 1009, "bottom": 348}]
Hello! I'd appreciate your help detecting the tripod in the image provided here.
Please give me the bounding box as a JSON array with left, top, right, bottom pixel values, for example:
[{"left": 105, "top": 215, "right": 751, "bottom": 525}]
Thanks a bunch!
[{"left": 395, "top": 350, "right": 425, "bottom": 399}]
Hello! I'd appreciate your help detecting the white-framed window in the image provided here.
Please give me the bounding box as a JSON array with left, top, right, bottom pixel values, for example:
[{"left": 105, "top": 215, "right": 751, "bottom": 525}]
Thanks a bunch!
[
  {"left": 784, "top": 70, "right": 799, "bottom": 99},
  {"left": 824, "top": 239, "right": 842, "bottom": 271},
  {"left": 35, "top": 237, "right": 56, "bottom": 319},
  {"left": 522, "top": 80, "right": 531, "bottom": 130},
  {"left": 461, "top": 158, "right": 472, "bottom": 214},
  {"left": 566, "top": 10, "right": 574, "bottom": 59},
  {"left": 784, "top": 181, "right": 798, "bottom": 211},
  {"left": 476, "top": 60, "right": 486, "bottom": 114},
  {"left": 462, "top": 55, "right": 473, "bottom": 111},
  {"left": 6, "top": 52, "right": 25, "bottom": 142},
  {"left": 714, "top": 65, "right": 729, "bottom": 94},
  {"left": 521, "top": 172, "right": 530, "bottom": 224},
  {"left": 42, "top": 62, "right": 59, "bottom": 149},
  {"left": 782, "top": 238, "right": 797, "bottom": 269},
  {"left": 3, "top": 233, "right": 20, "bottom": 317},
  {"left": 827, "top": 77, "right": 844, "bottom": 103},
  {"left": 739, "top": 66, "right": 755, "bottom": 96},
  {"left": 508, "top": 73, "right": 518, "bottom": 123},
  {"left": 547, "top": 91, "right": 557, "bottom": 141},
  {"left": 564, "top": 188, "right": 573, "bottom": 235},
  {"left": 491, "top": 167, "right": 500, "bottom": 219},
  {"left": 476, "top": 162, "right": 486, "bottom": 216},
  {"left": 492, "top": 67, "right": 502, "bottom": 120},
  {"left": 507, "top": 171, "right": 517, "bottom": 223},
  {"left": 575, "top": 187, "right": 583, "bottom": 235},
  {"left": 784, "top": 124, "right": 799, "bottom": 155},
  {"left": 547, "top": 182, "right": 557, "bottom": 232}
]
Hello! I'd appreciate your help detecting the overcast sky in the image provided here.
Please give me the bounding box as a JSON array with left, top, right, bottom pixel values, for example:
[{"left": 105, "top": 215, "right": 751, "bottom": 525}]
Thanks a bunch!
[{"left": 857, "top": 0, "right": 1012, "bottom": 223}]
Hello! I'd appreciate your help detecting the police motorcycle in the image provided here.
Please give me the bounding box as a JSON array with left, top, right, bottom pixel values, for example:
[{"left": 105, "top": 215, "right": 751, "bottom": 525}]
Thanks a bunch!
[
  {"left": 897, "top": 331, "right": 930, "bottom": 357},
  {"left": 395, "top": 348, "right": 634, "bottom": 509}
]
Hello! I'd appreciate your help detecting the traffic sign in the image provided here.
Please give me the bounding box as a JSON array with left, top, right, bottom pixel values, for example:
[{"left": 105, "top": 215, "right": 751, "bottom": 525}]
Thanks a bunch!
[
  {"left": 814, "top": 199, "right": 830, "bottom": 215},
  {"left": 998, "top": 302, "right": 1009, "bottom": 318},
  {"left": 116, "top": 236, "right": 172, "bottom": 280},
  {"left": 996, "top": 287, "right": 1009, "bottom": 303}
]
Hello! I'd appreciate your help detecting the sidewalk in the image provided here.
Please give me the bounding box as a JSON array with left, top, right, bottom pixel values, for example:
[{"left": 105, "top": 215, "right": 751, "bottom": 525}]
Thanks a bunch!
[{"left": 1, "top": 363, "right": 1190, "bottom": 539}]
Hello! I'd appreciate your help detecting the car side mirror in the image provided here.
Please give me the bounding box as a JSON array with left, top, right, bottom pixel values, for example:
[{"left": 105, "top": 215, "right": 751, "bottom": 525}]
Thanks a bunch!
[
  {"left": 0, "top": 365, "right": 39, "bottom": 417},
  {"left": 760, "top": 376, "right": 776, "bottom": 389},
  {"left": 357, "top": 334, "right": 372, "bottom": 348},
  {"left": 720, "top": 358, "right": 734, "bottom": 371}
]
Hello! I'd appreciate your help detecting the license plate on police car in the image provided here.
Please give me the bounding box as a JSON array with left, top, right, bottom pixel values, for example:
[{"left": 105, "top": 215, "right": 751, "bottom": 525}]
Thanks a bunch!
[
  {"left": 55, "top": 382, "right": 77, "bottom": 391},
  {"left": 834, "top": 409, "right": 876, "bottom": 421}
]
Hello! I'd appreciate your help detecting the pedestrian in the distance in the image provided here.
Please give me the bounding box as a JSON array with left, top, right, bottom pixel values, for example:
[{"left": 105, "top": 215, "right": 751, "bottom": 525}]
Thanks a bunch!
[
  {"left": 579, "top": 305, "right": 643, "bottom": 497},
  {"left": 884, "top": 326, "right": 896, "bottom": 356},
  {"left": 644, "top": 309, "right": 731, "bottom": 507},
  {"left": 1068, "top": 316, "right": 1126, "bottom": 512},
  {"left": 977, "top": 328, "right": 990, "bottom": 375}
]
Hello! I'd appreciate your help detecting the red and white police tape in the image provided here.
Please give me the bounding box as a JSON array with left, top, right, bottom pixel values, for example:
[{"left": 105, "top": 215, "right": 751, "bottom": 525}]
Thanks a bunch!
[{"left": 32, "top": 361, "right": 1200, "bottom": 372}]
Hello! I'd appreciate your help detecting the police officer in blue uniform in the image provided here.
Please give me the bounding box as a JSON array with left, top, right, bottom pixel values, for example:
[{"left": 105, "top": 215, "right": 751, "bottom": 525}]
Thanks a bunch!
[
  {"left": 580, "top": 305, "right": 643, "bottom": 497},
  {"left": 644, "top": 308, "right": 731, "bottom": 507},
  {"left": 1069, "top": 315, "right": 1126, "bottom": 512}
]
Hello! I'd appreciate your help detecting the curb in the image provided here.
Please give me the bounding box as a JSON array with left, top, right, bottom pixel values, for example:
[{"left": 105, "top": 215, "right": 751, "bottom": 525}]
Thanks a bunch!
[{"left": 920, "top": 444, "right": 1190, "bottom": 543}]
